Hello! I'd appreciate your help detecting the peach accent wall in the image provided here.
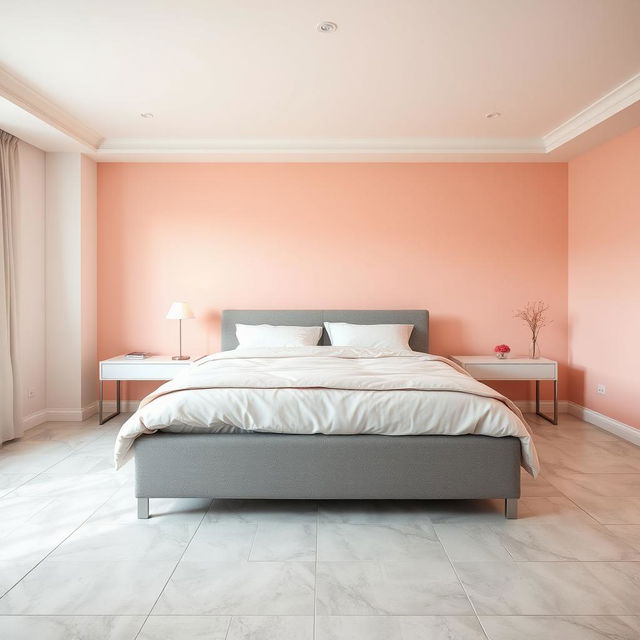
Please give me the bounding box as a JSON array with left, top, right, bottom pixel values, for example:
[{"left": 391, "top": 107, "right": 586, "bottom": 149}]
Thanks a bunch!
[
  {"left": 98, "top": 163, "right": 568, "bottom": 401},
  {"left": 568, "top": 126, "right": 640, "bottom": 429}
]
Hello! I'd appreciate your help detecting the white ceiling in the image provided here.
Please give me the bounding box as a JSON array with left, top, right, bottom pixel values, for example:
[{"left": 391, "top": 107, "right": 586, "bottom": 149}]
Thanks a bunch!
[{"left": 0, "top": 0, "right": 639, "bottom": 161}]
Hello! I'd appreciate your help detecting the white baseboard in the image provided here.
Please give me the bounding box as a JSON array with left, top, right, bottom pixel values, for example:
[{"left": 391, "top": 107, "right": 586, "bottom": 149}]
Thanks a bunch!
[
  {"left": 568, "top": 402, "right": 640, "bottom": 446},
  {"left": 44, "top": 402, "right": 99, "bottom": 422},
  {"left": 514, "top": 400, "right": 569, "bottom": 414},
  {"left": 22, "top": 409, "right": 48, "bottom": 430},
  {"left": 101, "top": 400, "right": 140, "bottom": 412}
]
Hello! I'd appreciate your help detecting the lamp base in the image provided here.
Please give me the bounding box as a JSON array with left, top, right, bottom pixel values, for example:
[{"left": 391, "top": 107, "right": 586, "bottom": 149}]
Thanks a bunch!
[{"left": 172, "top": 355, "right": 190, "bottom": 361}]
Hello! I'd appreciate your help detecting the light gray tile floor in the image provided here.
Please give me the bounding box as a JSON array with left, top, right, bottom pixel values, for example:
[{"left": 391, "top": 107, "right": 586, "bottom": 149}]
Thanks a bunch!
[{"left": 0, "top": 412, "right": 639, "bottom": 639}]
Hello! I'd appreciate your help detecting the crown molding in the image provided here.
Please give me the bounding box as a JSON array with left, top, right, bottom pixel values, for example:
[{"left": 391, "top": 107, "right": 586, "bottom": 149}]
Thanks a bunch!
[
  {"left": 543, "top": 72, "right": 640, "bottom": 152},
  {"left": 0, "top": 65, "right": 102, "bottom": 150},
  {"left": 98, "top": 137, "right": 543, "bottom": 153},
  {"left": 95, "top": 136, "right": 544, "bottom": 161}
]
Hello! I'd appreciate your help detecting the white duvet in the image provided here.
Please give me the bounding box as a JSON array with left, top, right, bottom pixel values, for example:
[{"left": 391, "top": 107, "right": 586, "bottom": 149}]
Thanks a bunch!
[{"left": 114, "top": 347, "right": 539, "bottom": 476}]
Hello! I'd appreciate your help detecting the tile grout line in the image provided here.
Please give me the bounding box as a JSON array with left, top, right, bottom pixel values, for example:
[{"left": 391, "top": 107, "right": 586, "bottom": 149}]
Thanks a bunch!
[
  {"left": 132, "top": 500, "right": 211, "bottom": 640},
  {"left": 433, "top": 521, "right": 491, "bottom": 639}
]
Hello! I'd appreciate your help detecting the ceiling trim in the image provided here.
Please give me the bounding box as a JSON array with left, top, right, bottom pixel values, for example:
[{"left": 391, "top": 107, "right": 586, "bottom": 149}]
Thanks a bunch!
[
  {"left": 0, "top": 65, "right": 102, "bottom": 150},
  {"left": 97, "top": 137, "right": 543, "bottom": 156},
  {"left": 543, "top": 72, "right": 640, "bottom": 151},
  {"left": 0, "top": 63, "right": 638, "bottom": 160}
]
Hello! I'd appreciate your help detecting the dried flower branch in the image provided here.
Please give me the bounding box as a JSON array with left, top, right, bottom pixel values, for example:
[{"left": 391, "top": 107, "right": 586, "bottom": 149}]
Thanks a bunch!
[{"left": 515, "top": 301, "right": 550, "bottom": 358}]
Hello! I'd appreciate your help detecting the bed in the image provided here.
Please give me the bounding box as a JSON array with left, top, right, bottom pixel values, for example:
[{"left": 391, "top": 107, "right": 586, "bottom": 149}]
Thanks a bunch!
[{"left": 127, "top": 310, "right": 535, "bottom": 519}]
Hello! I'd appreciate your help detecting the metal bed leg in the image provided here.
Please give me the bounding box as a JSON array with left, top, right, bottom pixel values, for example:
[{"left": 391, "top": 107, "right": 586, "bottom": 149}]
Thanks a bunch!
[
  {"left": 505, "top": 498, "right": 518, "bottom": 519},
  {"left": 535, "top": 379, "right": 558, "bottom": 425},
  {"left": 137, "top": 497, "right": 149, "bottom": 519}
]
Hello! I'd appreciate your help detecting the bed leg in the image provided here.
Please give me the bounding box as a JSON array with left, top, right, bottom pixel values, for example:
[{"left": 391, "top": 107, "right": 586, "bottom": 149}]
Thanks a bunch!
[
  {"left": 137, "top": 497, "right": 149, "bottom": 519},
  {"left": 505, "top": 498, "right": 518, "bottom": 519}
]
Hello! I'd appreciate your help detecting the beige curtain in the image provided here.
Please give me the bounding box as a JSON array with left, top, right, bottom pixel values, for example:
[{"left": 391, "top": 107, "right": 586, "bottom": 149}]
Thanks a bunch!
[{"left": 0, "top": 130, "right": 20, "bottom": 444}]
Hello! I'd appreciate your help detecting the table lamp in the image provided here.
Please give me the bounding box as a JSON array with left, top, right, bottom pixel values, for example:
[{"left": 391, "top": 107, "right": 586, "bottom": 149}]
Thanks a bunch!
[{"left": 166, "top": 302, "right": 195, "bottom": 360}]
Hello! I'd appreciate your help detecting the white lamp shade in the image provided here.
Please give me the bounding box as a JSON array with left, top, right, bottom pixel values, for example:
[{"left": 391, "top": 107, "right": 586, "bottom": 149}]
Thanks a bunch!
[{"left": 166, "top": 302, "right": 195, "bottom": 320}]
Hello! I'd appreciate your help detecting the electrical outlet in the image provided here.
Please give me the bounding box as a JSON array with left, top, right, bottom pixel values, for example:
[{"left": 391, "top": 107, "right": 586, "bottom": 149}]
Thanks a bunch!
[
  {"left": 596, "top": 384, "right": 606, "bottom": 395},
  {"left": 28, "top": 389, "right": 36, "bottom": 399}
]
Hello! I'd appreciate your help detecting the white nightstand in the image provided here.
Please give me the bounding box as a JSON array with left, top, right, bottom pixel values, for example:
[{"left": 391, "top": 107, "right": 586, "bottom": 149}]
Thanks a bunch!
[
  {"left": 98, "top": 355, "right": 198, "bottom": 424},
  {"left": 450, "top": 355, "right": 558, "bottom": 425}
]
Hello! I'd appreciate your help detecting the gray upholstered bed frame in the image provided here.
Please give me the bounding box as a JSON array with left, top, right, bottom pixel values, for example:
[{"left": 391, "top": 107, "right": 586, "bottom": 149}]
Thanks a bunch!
[{"left": 134, "top": 310, "right": 520, "bottom": 519}]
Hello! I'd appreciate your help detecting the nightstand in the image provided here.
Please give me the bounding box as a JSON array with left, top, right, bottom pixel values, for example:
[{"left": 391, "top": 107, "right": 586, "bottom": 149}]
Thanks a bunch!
[
  {"left": 450, "top": 355, "right": 558, "bottom": 425},
  {"left": 98, "top": 355, "right": 198, "bottom": 424}
]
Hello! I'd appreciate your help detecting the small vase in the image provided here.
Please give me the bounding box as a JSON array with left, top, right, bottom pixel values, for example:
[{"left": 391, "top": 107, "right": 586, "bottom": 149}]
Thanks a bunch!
[
  {"left": 529, "top": 340, "right": 540, "bottom": 359},
  {"left": 496, "top": 352, "right": 507, "bottom": 359}
]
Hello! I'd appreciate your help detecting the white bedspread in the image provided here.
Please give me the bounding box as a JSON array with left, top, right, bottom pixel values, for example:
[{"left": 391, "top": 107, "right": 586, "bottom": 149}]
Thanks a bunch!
[{"left": 114, "top": 347, "right": 539, "bottom": 475}]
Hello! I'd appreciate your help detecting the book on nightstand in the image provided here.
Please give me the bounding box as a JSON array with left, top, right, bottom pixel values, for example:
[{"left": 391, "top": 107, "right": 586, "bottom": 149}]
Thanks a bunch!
[{"left": 124, "top": 352, "right": 150, "bottom": 359}]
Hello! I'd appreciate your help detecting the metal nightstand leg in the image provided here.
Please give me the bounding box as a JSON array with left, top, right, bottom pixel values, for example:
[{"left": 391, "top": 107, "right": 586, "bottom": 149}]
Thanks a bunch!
[
  {"left": 99, "top": 379, "right": 121, "bottom": 425},
  {"left": 535, "top": 379, "right": 558, "bottom": 425}
]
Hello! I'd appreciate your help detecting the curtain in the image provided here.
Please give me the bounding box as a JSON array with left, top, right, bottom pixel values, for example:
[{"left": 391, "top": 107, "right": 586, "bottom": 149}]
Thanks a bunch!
[{"left": 0, "top": 130, "right": 20, "bottom": 445}]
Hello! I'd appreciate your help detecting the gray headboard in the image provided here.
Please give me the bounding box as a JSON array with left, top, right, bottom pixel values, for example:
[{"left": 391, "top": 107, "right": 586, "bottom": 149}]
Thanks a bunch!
[{"left": 221, "top": 310, "right": 429, "bottom": 352}]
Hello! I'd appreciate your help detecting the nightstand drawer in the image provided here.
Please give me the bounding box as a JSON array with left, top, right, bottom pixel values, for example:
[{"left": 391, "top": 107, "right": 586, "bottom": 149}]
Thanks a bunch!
[
  {"left": 100, "top": 362, "right": 190, "bottom": 380},
  {"left": 464, "top": 362, "right": 556, "bottom": 380}
]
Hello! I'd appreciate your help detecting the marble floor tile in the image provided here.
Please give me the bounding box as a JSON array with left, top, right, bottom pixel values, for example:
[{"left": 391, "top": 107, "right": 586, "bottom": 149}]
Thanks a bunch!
[
  {"left": 509, "top": 496, "right": 599, "bottom": 527},
  {"left": 11, "top": 472, "right": 125, "bottom": 499},
  {"left": 434, "top": 524, "right": 513, "bottom": 562},
  {"left": 48, "top": 518, "right": 199, "bottom": 563},
  {"left": 315, "top": 615, "right": 487, "bottom": 640},
  {"left": 0, "top": 560, "right": 176, "bottom": 615},
  {"left": 0, "top": 615, "right": 145, "bottom": 640},
  {"left": 0, "top": 494, "right": 107, "bottom": 567},
  {"left": 545, "top": 472, "right": 640, "bottom": 497},
  {"left": 227, "top": 615, "right": 314, "bottom": 640},
  {"left": 0, "top": 495, "right": 53, "bottom": 536},
  {"left": 138, "top": 616, "right": 230, "bottom": 640},
  {"left": 206, "top": 499, "right": 318, "bottom": 524},
  {"left": 318, "top": 499, "right": 432, "bottom": 525},
  {"left": 455, "top": 561, "right": 640, "bottom": 615},
  {"left": 318, "top": 522, "right": 446, "bottom": 562},
  {"left": 497, "top": 522, "right": 639, "bottom": 561},
  {"left": 154, "top": 560, "right": 315, "bottom": 615},
  {"left": 316, "top": 560, "right": 473, "bottom": 616},
  {"left": 561, "top": 495, "right": 640, "bottom": 525},
  {"left": 0, "top": 520, "right": 80, "bottom": 565},
  {"left": 479, "top": 615, "right": 640, "bottom": 640},
  {"left": 25, "top": 425, "right": 104, "bottom": 450},
  {"left": 181, "top": 522, "right": 257, "bottom": 562},
  {"left": 606, "top": 525, "right": 640, "bottom": 551},
  {"left": 45, "top": 453, "right": 118, "bottom": 475},
  {"left": 0, "top": 562, "right": 36, "bottom": 598},
  {"left": 533, "top": 446, "right": 640, "bottom": 474},
  {"left": 0, "top": 473, "right": 36, "bottom": 498},
  {"left": 0, "top": 441, "right": 74, "bottom": 473},
  {"left": 519, "top": 471, "right": 562, "bottom": 497},
  {"left": 250, "top": 521, "right": 316, "bottom": 561}
]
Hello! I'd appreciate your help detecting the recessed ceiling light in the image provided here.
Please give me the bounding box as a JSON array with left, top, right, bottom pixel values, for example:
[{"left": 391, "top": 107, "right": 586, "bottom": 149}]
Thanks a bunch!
[
  {"left": 317, "top": 21, "right": 337, "bottom": 33},
  {"left": 485, "top": 112, "right": 502, "bottom": 119},
  {"left": 140, "top": 112, "right": 154, "bottom": 118}
]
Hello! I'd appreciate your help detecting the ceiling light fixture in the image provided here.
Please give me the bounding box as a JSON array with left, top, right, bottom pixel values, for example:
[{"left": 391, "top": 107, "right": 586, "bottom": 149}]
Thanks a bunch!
[
  {"left": 485, "top": 112, "right": 502, "bottom": 119},
  {"left": 140, "top": 112, "right": 154, "bottom": 118},
  {"left": 317, "top": 21, "right": 337, "bottom": 33}
]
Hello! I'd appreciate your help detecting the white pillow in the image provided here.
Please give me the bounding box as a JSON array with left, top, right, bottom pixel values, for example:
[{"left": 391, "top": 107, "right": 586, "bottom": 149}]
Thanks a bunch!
[
  {"left": 324, "top": 322, "right": 414, "bottom": 350},
  {"left": 235, "top": 324, "right": 322, "bottom": 348}
]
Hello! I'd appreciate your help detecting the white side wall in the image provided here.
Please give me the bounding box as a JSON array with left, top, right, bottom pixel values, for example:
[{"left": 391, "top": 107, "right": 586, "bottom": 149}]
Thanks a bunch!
[
  {"left": 45, "top": 153, "right": 82, "bottom": 413},
  {"left": 45, "top": 152, "right": 97, "bottom": 419},
  {"left": 15, "top": 141, "right": 46, "bottom": 429},
  {"left": 80, "top": 154, "right": 97, "bottom": 409}
]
